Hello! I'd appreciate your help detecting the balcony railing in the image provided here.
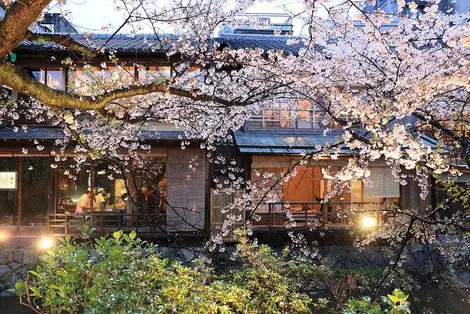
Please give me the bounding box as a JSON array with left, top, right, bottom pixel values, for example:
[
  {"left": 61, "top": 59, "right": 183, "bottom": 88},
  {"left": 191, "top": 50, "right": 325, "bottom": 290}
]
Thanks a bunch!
[
  {"left": 251, "top": 202, "right": 392, "bottom": 229},
  {"left": 246, "top": 109, "right": 326, "bottom": 130},
  {"left": 245, "top": 109, "right": 364, "bottom": 131},
  {"left": 47, "top": 212, "right": 166, "bottom": 236}
]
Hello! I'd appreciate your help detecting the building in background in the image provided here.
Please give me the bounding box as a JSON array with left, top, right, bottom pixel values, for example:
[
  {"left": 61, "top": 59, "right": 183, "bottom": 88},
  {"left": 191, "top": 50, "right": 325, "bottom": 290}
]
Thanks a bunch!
[{"left": 0, "top": 11, "right": 456, "bottom": 241}]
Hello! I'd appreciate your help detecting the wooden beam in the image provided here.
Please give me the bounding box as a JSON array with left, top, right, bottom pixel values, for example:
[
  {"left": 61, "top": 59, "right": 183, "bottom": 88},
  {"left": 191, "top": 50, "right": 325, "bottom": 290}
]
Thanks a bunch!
[
  {"left": 17, "top": 158, "right": 22, "bottom": 232},
  {"left": 90, "top": 163, "right": 95, "bottom": 220}
]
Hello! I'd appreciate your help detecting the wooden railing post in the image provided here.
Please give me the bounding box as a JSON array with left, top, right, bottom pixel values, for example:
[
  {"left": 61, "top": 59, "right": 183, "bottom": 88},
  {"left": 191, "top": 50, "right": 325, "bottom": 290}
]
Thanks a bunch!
[
  {"left": 303, "top": 203, "right": 308, "bottom": 226},
  {"left": 64, "top": 214, "right": 68, "bottom": 235},
  {"left": 135, "top": 214, "right": 139, "bottom": 233},
  {"left": 100, "top": 215, "right": 104, "bottom": 233},
  {"left": 47, "top": 212, "right": 51, "bottom": 234},
  {"left": 269, "top": 203, "right": 273, "bottom": 230}
]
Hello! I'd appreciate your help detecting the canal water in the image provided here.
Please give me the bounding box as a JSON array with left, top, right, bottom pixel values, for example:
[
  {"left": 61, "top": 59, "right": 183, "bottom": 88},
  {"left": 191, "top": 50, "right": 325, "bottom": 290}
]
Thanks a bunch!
[{"left": 0, "top": 297, "right": 34, "bottom": 314}]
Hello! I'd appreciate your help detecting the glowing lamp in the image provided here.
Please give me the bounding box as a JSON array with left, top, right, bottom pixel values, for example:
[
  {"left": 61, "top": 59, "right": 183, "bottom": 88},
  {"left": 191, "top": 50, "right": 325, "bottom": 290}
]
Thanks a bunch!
[
  {"left": 361, "top": 216, "right": 377, "bottom": 228},
  {"left": 0, "top": 231, "right": 9, "bottom": 242},
  {"left": 38, "top": 237, "right": 54, "bottom": 250}
]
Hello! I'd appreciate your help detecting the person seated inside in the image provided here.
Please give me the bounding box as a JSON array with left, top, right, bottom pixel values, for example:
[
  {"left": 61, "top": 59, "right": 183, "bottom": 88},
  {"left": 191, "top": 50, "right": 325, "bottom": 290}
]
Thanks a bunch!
[
  {"left": 114, "top": 193, "right": 127, "bottom": 210},
  {"left": 75, "top": 190, "right": 95, "bottom": 215},
  {"left": 94, "top": 188, "right": 106, "bottom": 211},
  {"left": 141, "top": 186, "right": 160, "bottom": 215}
]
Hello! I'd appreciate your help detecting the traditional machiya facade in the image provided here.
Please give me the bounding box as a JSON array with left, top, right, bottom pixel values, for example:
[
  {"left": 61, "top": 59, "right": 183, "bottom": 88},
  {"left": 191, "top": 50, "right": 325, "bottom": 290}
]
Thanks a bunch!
[
  {"left": 0, "top": 13, "right": 447, "bottom": 241},
  {"left": 0, "top": 14, "right": 211, "bottom": 238},
  {"left": 231, "top": 113, "right": 438, "bottom": 232}
]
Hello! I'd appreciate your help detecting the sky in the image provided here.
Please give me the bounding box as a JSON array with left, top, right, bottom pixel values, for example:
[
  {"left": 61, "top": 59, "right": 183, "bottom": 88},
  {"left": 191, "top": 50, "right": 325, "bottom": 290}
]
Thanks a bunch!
[{"left": 49, "top": 0, "right": 306, "bottom": 35}]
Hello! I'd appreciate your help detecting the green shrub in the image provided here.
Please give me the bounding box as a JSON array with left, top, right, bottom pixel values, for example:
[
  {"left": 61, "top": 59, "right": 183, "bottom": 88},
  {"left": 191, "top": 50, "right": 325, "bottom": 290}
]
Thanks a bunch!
[
  {"left": 13, "top": 227, "right": 410, "bottom": 313},
  {"left": 344, "top": 289, "right": 411, "bottom": 314},
  {"left": 14, "top": 227, "right": 311, "bottom": 313}
]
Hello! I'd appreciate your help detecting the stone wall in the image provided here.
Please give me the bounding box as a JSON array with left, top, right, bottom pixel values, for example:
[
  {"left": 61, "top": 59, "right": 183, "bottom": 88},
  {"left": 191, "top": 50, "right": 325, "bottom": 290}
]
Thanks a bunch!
[
  {"left": 318, "top": 244, "right": 469, "bottom": 287},
  {"left": 166, "top": 148, "right": 206, "bottom": 231},
  {"left": 1, "top": 242, "right": 469, "bottom": 294},
  {"left": 0, "top": 248, "right": 39, "bottom": 297}
]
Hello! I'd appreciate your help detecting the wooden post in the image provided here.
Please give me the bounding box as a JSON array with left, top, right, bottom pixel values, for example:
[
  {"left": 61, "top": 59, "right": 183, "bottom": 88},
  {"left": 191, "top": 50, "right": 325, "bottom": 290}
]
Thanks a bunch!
[
  {"left": 100, "top": 215, "right": 103, "bottom": 233},
  {"left": 126, "top": 172, "right": 133, "bottom": 228},
  {"left": 303, "top": 203, "right": 308, "bottom": 227},
  {"left": 52, "top": 165, "right": 58, "bottom": 214},
  {"left": 64, "top": 214, "right": 68, "bottom": 235},
  {"left": 17, "top": 159, "right": 22, "bottom": 232},
  {"left": 269, "top": 203, "right": 273, "bottom": 229},
  {"left": 90, "top": 163, "right": 95, "bottom": 225}
]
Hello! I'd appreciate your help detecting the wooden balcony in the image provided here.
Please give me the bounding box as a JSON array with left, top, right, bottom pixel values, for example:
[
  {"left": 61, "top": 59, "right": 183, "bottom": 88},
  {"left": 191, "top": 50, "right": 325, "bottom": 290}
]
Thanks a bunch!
[
  {"left": 47, "top": 212, "right": 166, "bottom": 237},
  {"left": 251, "top": 202, "right": 391, "bottom": 229}
]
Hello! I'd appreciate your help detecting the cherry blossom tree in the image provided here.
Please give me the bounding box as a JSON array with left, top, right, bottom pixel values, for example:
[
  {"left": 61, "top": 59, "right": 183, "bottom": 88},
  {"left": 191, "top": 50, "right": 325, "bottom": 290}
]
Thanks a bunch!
[{"left": 0, "top": 0, "right": 469, "bottom": 288}]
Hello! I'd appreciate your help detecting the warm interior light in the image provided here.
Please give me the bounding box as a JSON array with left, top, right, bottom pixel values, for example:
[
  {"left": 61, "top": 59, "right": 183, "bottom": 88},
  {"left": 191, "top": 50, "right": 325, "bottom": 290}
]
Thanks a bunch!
[
  {"left": 0, "top": 231, "right": 9, "bottom": 242},
  {"left": 361, "top": 216, "right": 377, "bottom": 228},
  {"left": 38, "top": 237, "right": 54, "bottom": 250}
]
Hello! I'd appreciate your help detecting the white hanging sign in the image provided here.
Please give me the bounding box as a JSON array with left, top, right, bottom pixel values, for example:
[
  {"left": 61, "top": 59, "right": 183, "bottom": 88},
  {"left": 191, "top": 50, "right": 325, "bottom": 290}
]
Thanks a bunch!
[{"left": 0, "top": 172, "right": 18, "bottom": 190}]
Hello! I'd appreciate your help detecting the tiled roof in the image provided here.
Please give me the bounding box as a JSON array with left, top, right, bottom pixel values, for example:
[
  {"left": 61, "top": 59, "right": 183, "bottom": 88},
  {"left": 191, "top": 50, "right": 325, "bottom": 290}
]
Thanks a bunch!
[
  {"left": 17, "top": 33, "right": 303, "bottom": 55},
  {"left": 71, "top": 34, "right": 174, "bottom": 53},
  {"left": 216, "top": 33, "right": 303, "bottom": 55},
  {"left": 136, "top": 129, "right": 189, "bottom": 140},
  {"left": 20, "top": 40, "right": 64, "bottom": 50},
  {"left": 234, "top": 130, "right": 353, "bottom": 154},
  {"left": 17, "top": 34, "right": 173, "bottom": 53},
  {"left": 0, "top": 126, "right": 188, "bottom": 141},
  {"left": 234, "top": 130, "right": 440, "bottom": 154},
  {"left": 0, "top": 127, "right": 65, "bottom": 140}
]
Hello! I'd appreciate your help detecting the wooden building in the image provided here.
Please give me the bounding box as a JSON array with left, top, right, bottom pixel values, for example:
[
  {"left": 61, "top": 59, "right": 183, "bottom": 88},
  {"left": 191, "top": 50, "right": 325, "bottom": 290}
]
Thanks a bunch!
[{"left": 0, "top": 14, "right": 447, "bottom": 240}]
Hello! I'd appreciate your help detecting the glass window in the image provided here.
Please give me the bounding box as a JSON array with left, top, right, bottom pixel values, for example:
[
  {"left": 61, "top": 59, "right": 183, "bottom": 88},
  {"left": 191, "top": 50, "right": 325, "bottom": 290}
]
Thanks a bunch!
[
  {"left": 30, "top": 68, "right": 65, "bottom": 90},
  {"left": 0, "top": 158, "right": 18, "bottom": 226},
  {"left": 94, "top": 162, "right": 126, "bottom": 211},
  {"left": 57, "top": 164, "right": 91, "bottom": 214},
  {"left": 246, "top": 101, "right": 329, "bottom": 130},
  {"left": 282, "top": 167, "right": 325, "bottom": 212},
  {"left": 21, "top": 158, "right": 50, "bottom": 226},
  {"left": 46, "top": 67, "right": 65, "bottom": 90},
  {"left": 68, "top": 65, "right": 136, "bottom": 96},
  {"left": 139, "top": 66, "right": 171, "bottom": 82},
  {"left": 351, "top": 180, "right": 363, "bottom": 203},
  {"left": 30, "top": 69, "right": 46, "bottom": 84},
  {"left": 129, "top": 157, "right": 167, "bottom": 213}
]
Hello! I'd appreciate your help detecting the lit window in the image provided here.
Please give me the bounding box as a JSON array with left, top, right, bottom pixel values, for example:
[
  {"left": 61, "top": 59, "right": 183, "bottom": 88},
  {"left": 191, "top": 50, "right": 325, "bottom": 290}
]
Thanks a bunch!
[
  {"left": 31, "top": 69, "right": 46, "bottom": 84},
  {"left": 46, "top": 67, "right": 65, "bottom": 90}
]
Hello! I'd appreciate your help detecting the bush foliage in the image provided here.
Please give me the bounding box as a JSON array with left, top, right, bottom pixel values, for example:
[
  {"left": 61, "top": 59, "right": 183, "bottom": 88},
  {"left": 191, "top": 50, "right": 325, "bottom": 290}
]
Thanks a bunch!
[{"left": 14, "top": 227, "right": 410, "bottom": 313}]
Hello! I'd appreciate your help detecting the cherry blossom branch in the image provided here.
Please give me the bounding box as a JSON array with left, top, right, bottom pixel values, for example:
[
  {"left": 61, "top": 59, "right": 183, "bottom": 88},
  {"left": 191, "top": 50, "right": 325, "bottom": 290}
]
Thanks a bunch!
[{"left": 0, "top": 62, "right": 246, "bottom": 110}]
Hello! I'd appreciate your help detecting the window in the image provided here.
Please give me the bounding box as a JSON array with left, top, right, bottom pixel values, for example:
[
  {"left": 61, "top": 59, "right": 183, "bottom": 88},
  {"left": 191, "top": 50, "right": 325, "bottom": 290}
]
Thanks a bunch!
[
  {"left": 55, "top": 157, "right": 168, "bottom": 215},
  {"left": 0, "top": 158, "right": 18, "bottom": 226},
  {"left": 0, "top": 158, "right": 52, "bottom": 227},
  {"left": 250, "top": 159, "right": 400, "bottom": 218},
  {"left": 30, "top": 68, "right": 65, "bottom": 90},
  {"left": 46, "top": 67, "right": 65, "bottom": 90},
  {"left": 68, "top": 65, "right": 136, "bottom": 96},
  {"left": 31, "top": 69, "right": 46, "bottom": 84},
  {"left": 57, "top": 164, "right": 91, "bottom": 214},
  {"left": 138, "top": 65, "right": 171, "bottom": 82},
  {"left": 246, "top": 100, "right": 327, "bottom": 130},
  {"left": 21, "top": 159, "right": 51, "bottom": 226}
]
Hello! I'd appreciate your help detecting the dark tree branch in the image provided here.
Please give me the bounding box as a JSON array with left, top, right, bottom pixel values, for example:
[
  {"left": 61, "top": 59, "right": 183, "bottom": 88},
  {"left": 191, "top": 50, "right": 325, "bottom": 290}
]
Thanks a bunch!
[
  {"left": 0, "top": 0, "right": 52, "bottom": 58},
  {"left": 0, "top": 62, "right": 244, "bottom": 110}
]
